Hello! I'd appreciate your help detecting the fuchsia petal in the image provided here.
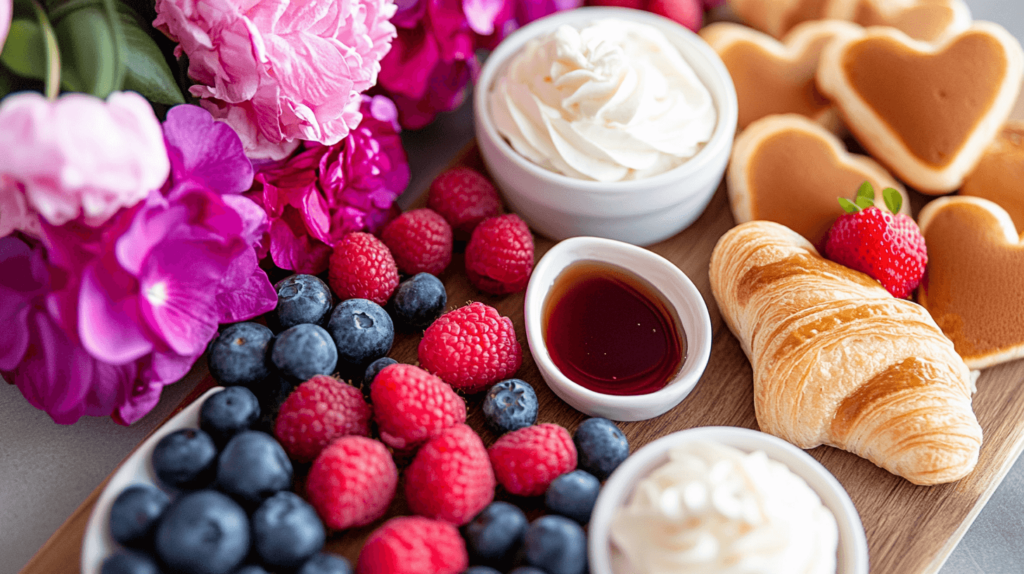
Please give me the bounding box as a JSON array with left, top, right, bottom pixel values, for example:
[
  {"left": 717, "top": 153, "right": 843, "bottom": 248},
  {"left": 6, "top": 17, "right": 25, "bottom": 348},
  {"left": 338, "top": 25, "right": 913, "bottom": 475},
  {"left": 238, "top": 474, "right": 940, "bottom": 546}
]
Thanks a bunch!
[
  {"left": 138, "top": 239, "right": 238, "bottom": 356},
  {"left": 216, "top": 265, "right": 277, "bottom": 323},
  {"left": 163, "top": 105, "right": 254, "bottom": 195},
  {"left": 269, "top": 209, "right": 333, "bottom": 274},
  {"left": 79, "top": 255, "right": 154, "bottom": 364}
]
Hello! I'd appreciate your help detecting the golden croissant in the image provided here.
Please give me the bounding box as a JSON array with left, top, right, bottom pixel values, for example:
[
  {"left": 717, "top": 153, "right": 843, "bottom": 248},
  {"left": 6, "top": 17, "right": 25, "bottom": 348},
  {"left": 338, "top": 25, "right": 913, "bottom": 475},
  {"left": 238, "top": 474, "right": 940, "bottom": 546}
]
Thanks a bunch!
[{"left": 709, "top": 221, "right": 982, "bottom": 485}]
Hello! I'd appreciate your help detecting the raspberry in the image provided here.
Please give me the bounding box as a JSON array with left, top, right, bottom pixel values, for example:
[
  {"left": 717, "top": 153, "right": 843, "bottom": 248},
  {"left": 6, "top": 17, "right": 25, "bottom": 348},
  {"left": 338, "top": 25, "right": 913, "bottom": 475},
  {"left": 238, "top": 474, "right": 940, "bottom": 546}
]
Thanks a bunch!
[
  {"left": 648, "top": 0, "right": 703, "bottom": 32},
  {"left": 274, "top": 375, "right": 372, "bottom": 463},
  {"left": 465, "top": 214, "right": 535, "bottom": 294},
  {"left": 328, "top": 232, "right": 399, "bottom": 306},
  {"left": 371, "top": 364, "right": 467, "bottom": 450},
  {"left": 381, "top": 208, "right": 453, "bottom": 276},
  {"left": 356, "top": 516, "right": 469, "bottom": 574},
  {"left": 305, "top": 436, "right": 397, "bottom": 530},
  {"left": 405, "top": 424, "right": 495, "bottom": 525},
  {"left": 823, "top": 185, "right": 927, "bottom": 299},
  {"left": 418, "top": 302, "right": 522, "bottom": 393},
  {"left": 488, "top": 424, "right": 577, "bottom": 497},
  {"left": 427, "top": 167, "right": 502, "bottom": 237}
]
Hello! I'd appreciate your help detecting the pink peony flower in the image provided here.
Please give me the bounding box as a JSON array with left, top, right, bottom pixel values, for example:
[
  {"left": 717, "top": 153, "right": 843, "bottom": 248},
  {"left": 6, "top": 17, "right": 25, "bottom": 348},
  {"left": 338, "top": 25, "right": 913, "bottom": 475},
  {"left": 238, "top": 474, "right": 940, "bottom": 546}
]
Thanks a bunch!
[
  {"left": 0, "top": 91, "right": 169, "bottom": 236},
  {"left": 249, "top": 95, "right": 409, "bottom": 274},
  {"left": 153, "top": 0, "right": 398, "bottom": 160},
  {"left": 2, "top": 104, "right": 276, "bottom": 425},
  {"left": 0, "top": 0, "right": 11, "bottom": 56},
  {"left": 378, "top": 0, "right": 581, "bottom": 129}
]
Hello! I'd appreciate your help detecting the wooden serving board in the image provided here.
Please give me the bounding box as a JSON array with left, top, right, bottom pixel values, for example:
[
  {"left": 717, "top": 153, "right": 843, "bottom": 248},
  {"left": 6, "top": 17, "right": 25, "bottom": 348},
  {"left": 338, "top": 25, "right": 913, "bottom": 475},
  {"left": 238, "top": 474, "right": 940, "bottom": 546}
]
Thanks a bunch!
[{"left": 21, "top": 141, "right": 1024, "bottom": 574}]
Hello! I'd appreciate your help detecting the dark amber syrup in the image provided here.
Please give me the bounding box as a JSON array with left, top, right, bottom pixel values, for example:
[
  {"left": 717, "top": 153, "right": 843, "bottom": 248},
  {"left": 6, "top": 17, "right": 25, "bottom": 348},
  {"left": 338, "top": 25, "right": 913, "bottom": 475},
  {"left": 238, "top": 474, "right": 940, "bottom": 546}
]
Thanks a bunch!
[{"left": 542, "top": 260, "right": 686, "bottom": 396}]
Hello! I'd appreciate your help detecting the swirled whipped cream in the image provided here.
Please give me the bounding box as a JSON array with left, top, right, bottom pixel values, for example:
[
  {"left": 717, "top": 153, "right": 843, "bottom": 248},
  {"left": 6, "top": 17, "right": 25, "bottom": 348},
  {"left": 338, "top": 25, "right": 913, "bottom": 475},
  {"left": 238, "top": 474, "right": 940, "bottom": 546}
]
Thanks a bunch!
[
  {"left": 489, "top": 19, "right": 717, "bottom": 182},
  {"left": 610, "top": 440, "right": 838, "bottom": 574}
]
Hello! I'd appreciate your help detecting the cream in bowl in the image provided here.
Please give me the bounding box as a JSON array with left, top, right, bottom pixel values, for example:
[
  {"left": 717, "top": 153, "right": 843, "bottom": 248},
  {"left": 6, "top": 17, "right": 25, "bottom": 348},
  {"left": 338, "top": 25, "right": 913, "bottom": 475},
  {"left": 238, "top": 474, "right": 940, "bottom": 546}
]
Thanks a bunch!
[
  {"left": 474, "top": 7, "right": 739, "bottom": 246},
  {"left": 589, "top": 427, "right": 870, "bottom": 574},
  {"left": 524, "top": 236, "right": 712, "bottom": 421},
  {"left": 490, "top": 18, "right": 718, "bottom": 182}
]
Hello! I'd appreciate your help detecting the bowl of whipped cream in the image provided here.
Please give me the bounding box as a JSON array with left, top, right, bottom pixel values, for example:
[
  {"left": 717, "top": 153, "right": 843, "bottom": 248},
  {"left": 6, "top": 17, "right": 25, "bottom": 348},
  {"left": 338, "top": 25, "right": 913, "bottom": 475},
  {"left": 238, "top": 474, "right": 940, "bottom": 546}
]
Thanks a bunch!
[
  {"left": 474, "top": 6, "right": 738, "bottom": 246},
  {"left": 588, "top": 426, "right": 869, "bottom": 574}
]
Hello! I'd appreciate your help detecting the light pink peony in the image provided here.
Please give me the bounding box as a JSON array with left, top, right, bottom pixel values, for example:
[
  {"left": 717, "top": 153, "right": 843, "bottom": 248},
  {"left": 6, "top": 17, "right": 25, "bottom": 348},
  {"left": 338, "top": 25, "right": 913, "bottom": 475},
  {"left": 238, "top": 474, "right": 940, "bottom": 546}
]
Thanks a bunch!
[
  {"left": 0, "top": 91, "right": 169, "bottom": 236},
  {"left": 0, "top": 0, "right": 11, "bottom": 56},
  {"left": 154, "top": 0, "right": 398, "bottom": 160}
]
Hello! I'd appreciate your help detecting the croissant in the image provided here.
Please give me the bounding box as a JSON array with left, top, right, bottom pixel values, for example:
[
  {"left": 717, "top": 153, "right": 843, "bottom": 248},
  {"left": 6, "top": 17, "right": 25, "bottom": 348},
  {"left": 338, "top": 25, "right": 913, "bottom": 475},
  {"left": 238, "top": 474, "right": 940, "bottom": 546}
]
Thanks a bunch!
[{"left": 709, "top": 221, "right": 982, "bottom": 485}]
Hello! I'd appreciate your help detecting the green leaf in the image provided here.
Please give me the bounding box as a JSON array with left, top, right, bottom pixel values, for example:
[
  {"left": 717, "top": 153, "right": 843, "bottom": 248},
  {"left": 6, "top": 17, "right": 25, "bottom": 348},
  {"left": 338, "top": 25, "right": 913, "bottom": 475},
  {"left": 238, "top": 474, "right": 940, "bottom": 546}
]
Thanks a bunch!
[
  {"left": 855, "top": 195, "right": 874, "bottom": 210},
  {"left": 838, "top": 197, "right": 861, "bottom": 214},
  {"left": 0, "top": 67, "right": 12, "bottom": 98},
  {"left": 883, "top": 187, "right": 903, "bottom": 214},
  {"left": 53, "top": 5, "right": 122, "bottom": 97},
  {"left": 0, "top": 19, "right": 46, "bottom": 79},
  {"left": 856, "top": 181, "right": 875, "bottom": 203},
  {"left": 118, "top": 12, "right": 183, "bottom": 103}
]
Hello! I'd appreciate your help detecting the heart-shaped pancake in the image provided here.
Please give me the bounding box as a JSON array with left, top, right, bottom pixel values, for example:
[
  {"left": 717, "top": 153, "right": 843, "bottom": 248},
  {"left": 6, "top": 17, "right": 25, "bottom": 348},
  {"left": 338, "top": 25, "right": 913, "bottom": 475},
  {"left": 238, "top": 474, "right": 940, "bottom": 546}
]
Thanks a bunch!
[
  {"left": 839, "top": 0, "right": 971, "bottom": 43},
  {"left": 917, "top": 196, "right": 1024, "bottom": 369},
  {"left": 701, "top": 20, "right": 860, "bottom": 132},
  {"left": 961, "top": 122, "right": 1024, "bottom": 233},
  {"left": 728, "top": 0, "right": 969, "bottom": 41},
  {"left": 728, "top": 0, "right": 831, "bottom": 39},
  {"left": 818, "top": 23, "right": 1024, "bottom": 194},
  {"left": 728, "top": 114, "right": 907, "bottom": 244}
]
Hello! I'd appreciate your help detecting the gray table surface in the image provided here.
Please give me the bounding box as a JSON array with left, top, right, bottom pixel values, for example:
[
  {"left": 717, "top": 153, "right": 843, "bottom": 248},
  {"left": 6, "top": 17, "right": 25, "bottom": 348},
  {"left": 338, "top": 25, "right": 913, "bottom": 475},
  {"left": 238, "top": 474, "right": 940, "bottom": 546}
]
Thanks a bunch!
[{"left": 2, "top": 2, "right": 1022, "bottom": 572}]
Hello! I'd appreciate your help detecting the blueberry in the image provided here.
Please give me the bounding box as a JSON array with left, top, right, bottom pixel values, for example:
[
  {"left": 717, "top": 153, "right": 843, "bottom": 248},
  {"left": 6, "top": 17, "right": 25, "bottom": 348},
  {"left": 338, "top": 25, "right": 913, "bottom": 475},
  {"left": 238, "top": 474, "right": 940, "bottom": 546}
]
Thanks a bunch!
[
  {"left": 463, "top": 568, "right": 502, "bottom": 574},
  {"left": 509, "top": 569, "right": 547, "bottom": 574},
  {"left": 208, "top": 323, "right": 274, "bottom": 387},
  {"left": 217, "top": 431, "right": 293, "bottom": 508},
  {"left": 272, "top": 274, "right": 333, "bottom": 331},
  {"left": 363, "top": 357, "right": 397, "bottom": 387},
  {"left": 326, "top": 299, "right": 393, "bottom": 369},
  {"left": 545, "top": 470, "right": 601, "bottom": 524},
  {"left": 296, "top": 553, "right": 353, "bottom": 574},
  {"left": 251, "top": 491, "right": 325, "bottom": 570},
  {"left": 482, "top": 379, "right": 538, "bottom": 435},
  {"left": 271, "top": 324, "right": 338, "bottom": 383},
  {"left": 390, "top": 273, "right": 447, "bottom": 330},
  {"left": 574, "top": 417, "right": 630, "bottom": 481},
  {"left": 101, "top": 551, "right": 162, "bottom": 574},
  {"left": 154, "top": 490, "right": 250, "bottom": 574},
  {"left": 464, "top": 501, "right": 528, "bottom": 566},
  {"left": 233, "top": 567, "right": 270, "bottom": 574},
  {"left": 200, "top": 387, "right": 261, "bottom": 447},
  {"left": 152, "top": 428, "right": 218, "bottom": 490},
  {"left": 523, "top": 516, "right": 587, "bottom": 574},
  {"left": 109, "top": 484, "right": 170, "bottom": 548},
  {"left": 248, "top": 375, "right": 297, "bottom": 434}
]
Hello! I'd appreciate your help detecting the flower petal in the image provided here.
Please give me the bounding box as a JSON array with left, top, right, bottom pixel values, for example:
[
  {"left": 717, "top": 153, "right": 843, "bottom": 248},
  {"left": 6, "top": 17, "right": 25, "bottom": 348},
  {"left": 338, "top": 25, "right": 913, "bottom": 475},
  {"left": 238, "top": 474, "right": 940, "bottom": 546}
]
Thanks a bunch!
[
  {"left": 79, "top": 255, "right": 154, "bottom": 364},
  {"left": 163, "top": 104, "right": 255, "bottom": 195},
  {"left": 216, "top": 264, "right": 277, "bottom": 323}
]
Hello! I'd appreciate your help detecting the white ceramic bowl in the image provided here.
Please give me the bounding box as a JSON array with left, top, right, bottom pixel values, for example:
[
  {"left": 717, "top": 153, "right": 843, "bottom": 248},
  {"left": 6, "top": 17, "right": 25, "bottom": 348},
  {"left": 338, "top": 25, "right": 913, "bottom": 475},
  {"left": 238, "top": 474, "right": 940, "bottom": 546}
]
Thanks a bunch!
[
  {"left": 81, "top": 387, "right": 224, "bottom": 574},
  {"left": 524, "top": 236, "right": 712, "bottom": 421},
  {"left": 589, "top": 426, "right": 870, "bottom": 574},
  {"left": 474, "top": 6, "right": 738, "bottom": 246}
]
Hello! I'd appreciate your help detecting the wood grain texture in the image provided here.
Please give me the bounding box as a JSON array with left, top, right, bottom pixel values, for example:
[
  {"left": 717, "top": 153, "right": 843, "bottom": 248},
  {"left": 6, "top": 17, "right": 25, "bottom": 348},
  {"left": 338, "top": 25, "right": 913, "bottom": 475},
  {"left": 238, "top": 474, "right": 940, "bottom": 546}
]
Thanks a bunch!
[{"left": 21, "top": 147, "right": 1024, "bottom": 574}]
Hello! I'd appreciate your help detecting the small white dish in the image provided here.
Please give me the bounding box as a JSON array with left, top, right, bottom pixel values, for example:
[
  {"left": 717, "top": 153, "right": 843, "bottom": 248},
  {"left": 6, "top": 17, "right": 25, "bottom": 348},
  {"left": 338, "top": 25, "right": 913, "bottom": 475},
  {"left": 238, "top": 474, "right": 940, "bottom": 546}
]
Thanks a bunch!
[
  {"left": 589, "top": 426, "right": 870, "bottom": 574},
  {"left": 474, "top": 6, "right": 738, "bottom": 246},
  {"left": 524, "top": 236, "right": 712, "bottom": 421},
  {"left": 81, "top": 386, "right": 224, "bottom": 574}
]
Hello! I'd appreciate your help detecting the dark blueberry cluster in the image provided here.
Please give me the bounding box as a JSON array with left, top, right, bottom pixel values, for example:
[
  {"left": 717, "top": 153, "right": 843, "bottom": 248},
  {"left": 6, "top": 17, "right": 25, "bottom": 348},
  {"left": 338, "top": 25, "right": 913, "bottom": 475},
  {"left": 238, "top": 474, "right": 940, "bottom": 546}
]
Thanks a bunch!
[
  {"left": 457, "top": 417, "right": 631, "bottom": 574},
  {"left": 101, "top": 388, "right": 349, "bottom": 574}
]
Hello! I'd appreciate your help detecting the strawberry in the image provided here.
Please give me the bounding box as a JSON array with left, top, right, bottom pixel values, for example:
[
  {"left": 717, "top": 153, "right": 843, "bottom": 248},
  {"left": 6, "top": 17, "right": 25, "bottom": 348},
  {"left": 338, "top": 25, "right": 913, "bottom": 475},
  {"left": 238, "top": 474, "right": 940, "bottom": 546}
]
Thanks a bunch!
[{"left": 823, "top": 182, "right": 927, "bottom": 299}]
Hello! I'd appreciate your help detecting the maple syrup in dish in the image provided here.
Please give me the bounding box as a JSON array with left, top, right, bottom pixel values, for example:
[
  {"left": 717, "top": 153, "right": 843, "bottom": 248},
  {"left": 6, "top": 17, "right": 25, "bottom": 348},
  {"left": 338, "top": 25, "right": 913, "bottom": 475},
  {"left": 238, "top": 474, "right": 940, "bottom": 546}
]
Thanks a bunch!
[{"left": 542, "top": 261, "right": 686, "bottom": 396}]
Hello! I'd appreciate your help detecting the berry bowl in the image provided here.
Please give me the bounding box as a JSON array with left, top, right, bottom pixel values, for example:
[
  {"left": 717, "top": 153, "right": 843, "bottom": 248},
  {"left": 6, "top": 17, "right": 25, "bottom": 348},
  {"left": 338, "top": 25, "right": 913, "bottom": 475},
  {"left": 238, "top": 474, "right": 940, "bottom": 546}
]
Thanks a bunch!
[
  {"left": 524, "top": 236, "right": 712, "bottom": 421},
  {"left": 474, "top": 6, "right": 738, "bottom": 246},
  {"left": 588, "top": 426, "right": 870, "bottom": 574},
  {"left": 81, "top": 387, "right": 224, "bottom": 574}
]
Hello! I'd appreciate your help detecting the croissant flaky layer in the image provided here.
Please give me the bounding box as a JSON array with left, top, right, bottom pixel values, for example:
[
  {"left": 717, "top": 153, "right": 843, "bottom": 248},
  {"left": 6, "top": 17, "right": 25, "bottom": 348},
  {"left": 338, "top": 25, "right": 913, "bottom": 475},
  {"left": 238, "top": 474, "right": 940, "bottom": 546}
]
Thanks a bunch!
[{"left": 710, "top": 221, "right": 982, "bottom": 485}]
